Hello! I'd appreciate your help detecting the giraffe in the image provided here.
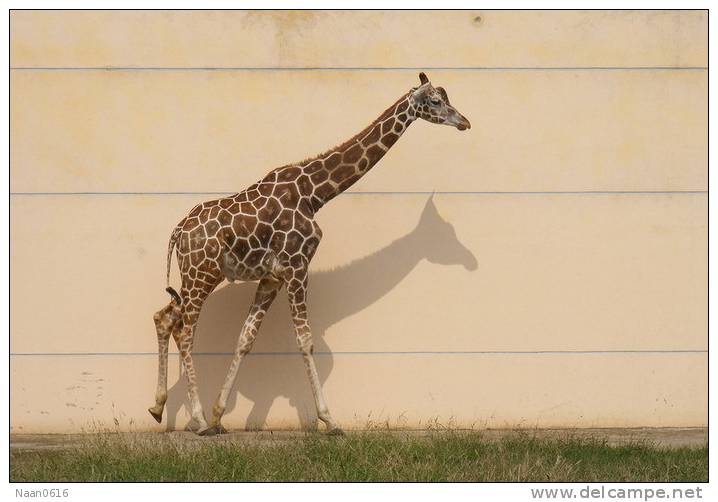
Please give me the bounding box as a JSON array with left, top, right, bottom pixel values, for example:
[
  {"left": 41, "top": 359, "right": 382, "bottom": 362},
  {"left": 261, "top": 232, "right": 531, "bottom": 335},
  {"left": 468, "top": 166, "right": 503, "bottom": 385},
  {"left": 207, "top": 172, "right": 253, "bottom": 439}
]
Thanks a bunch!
[{"left": 148, "top": 72, "right": 471, "bottom": 436}]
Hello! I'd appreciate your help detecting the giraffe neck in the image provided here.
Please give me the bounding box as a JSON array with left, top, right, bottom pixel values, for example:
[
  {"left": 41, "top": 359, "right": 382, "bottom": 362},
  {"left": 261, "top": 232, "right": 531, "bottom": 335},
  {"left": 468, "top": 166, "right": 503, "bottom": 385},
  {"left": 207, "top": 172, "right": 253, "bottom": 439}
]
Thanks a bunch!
[{"left": 300, "top": 93, "right": 416, "bottom": 212}]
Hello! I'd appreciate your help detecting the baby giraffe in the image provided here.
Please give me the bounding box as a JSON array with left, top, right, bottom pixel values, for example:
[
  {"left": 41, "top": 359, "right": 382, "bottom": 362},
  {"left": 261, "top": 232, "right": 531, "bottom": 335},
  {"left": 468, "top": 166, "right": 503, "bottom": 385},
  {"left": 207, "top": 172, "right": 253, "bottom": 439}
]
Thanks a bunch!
[{"left": 149, "top": 72, "right": 471, "bottom": 436}]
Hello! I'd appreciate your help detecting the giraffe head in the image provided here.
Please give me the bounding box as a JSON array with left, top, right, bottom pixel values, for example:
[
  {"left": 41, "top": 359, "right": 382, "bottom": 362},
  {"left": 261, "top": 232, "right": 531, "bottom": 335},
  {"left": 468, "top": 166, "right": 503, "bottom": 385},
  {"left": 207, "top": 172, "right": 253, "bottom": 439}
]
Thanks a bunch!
[{"left": 409, "top": 72, "right": 471, "bottom": 131}]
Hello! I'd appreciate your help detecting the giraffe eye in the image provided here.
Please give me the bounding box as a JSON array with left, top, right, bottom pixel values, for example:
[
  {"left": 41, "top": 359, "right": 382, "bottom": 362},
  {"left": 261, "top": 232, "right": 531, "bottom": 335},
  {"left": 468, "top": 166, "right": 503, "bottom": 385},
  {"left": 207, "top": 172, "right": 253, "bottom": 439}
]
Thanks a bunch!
[{"left": 430, "top": 98, "right": 441, "bottom": 106}]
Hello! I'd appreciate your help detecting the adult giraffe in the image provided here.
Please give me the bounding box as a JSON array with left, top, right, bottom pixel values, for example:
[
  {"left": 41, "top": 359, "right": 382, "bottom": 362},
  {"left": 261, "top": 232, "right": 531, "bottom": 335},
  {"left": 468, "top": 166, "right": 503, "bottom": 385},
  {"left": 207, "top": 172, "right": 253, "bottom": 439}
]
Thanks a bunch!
[{"left": 149, "top": 72, "right": 471, "bottom": 436}]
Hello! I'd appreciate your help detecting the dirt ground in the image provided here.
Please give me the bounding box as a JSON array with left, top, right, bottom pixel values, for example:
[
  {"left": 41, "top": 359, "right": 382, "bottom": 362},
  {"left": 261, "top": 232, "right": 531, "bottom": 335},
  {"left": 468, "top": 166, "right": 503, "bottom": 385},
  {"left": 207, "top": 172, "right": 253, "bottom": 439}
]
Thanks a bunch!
[{"left": 9, "top": 427, "right": 707, "bottom": 451}]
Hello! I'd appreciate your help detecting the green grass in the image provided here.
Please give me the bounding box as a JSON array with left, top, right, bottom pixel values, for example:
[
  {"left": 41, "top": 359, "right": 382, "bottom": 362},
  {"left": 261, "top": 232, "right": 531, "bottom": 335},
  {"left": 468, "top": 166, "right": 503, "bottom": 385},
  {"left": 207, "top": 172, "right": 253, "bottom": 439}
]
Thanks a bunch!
[{"left": 10, "top": 431, "right": 707, "bottom": 482}]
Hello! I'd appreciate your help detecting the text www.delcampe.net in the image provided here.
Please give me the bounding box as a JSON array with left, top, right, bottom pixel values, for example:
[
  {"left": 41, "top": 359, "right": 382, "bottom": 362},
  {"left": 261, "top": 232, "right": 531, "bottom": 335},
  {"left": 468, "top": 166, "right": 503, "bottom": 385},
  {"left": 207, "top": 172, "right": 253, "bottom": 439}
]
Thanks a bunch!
[{"left": 530, "top": 486, "right": 704, "bottom": 501}]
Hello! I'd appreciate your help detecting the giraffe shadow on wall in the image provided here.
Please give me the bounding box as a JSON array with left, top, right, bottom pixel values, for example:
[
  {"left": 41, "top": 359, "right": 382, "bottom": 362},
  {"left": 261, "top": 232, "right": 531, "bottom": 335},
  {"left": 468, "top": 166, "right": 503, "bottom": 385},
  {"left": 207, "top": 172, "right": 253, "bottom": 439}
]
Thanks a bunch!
[{"left": 163, "top": 197, "right": 478, "bottom": 431}]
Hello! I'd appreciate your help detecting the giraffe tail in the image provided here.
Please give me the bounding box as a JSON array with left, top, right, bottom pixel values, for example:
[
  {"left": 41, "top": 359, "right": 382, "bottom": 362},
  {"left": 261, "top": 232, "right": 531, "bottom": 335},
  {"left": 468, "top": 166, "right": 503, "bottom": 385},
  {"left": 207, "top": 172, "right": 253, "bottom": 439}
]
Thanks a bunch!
[{"left": 165, "top": 225, "right": 182, "bottom": 305}]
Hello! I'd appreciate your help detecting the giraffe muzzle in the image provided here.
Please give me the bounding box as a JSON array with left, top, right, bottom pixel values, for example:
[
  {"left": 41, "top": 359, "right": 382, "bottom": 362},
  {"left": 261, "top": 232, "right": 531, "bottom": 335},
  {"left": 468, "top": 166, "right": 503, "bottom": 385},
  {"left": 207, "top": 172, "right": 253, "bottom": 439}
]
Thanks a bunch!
[
  {"left": 448, "top": 107, "right": 471, "bottom": 131},
  {"left": 456, "top": 115, "right": 471, "bottom": 131}
]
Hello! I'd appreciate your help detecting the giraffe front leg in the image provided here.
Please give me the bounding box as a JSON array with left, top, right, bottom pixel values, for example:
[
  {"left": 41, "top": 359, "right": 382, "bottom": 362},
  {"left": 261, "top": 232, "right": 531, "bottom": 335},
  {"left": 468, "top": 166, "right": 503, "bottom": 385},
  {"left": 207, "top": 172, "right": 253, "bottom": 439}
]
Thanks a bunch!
[
  {"left": 286, "top": 269, "right": 343, "bottom": 435},
  {"left": 203, "top": 277, "right": 282, "bottom": 436},
  {"left": 148, "top": 303, "right": 181, "bottom": 423}
]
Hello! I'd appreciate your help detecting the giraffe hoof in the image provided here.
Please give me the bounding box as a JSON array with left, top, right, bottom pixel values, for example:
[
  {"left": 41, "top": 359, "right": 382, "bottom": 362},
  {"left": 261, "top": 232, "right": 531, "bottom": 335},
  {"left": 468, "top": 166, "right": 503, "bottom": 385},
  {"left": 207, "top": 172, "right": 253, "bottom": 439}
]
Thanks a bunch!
[
  {"left": 148, "top": 407, "right": 163, "bottom": 424},
  {"left": 197, "top": 426, "right": 216, "bottom": 437},
  {"left": 197, "top": 424, "right": 226, "bottom": 436},
  {"left": 326, "top": 427, "right": 345, "bottom": 436}
]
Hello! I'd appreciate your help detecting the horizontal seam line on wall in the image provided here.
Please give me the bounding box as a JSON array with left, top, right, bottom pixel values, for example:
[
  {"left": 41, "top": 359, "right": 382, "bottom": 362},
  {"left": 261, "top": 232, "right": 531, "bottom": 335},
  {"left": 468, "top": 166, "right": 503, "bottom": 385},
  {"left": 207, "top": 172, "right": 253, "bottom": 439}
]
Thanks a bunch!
[
  {"left": 9, "top": 350, "right": 708, "bottom": 357},
  {"left": 9, "top": 191, "right": 708, "bottom": 197},
  {"left": 9, "top": 66, "right": 708, "bottom": 71}
]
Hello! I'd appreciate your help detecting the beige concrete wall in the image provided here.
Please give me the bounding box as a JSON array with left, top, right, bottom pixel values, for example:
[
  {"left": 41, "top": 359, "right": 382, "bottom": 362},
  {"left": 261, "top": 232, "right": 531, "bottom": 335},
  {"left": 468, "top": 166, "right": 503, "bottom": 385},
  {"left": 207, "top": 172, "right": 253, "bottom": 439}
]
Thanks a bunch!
[{"left": 10, "top": 10, "right": 707, "bottom": 433}]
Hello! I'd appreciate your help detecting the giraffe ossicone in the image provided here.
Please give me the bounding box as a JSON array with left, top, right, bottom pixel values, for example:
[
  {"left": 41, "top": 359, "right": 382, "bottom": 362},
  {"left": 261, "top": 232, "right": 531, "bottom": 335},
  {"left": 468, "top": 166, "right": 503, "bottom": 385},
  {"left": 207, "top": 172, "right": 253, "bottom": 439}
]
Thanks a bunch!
[{"left": 149, "top": 72, "right": 471, "bottom": 435}]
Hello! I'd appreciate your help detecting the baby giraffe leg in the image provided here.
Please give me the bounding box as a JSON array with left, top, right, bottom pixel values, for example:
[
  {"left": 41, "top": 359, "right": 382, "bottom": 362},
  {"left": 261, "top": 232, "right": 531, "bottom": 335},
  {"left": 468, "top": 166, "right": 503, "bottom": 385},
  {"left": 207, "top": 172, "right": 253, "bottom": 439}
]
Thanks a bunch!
[
  {"left": 148, "top": 303, "right": 181, "bottom": 423},
  {"left": 286, "top": 269, "right": 343, "bottom": 435},
  {"left": 202, "top": 277, "right": 282, "bottom": 436}
]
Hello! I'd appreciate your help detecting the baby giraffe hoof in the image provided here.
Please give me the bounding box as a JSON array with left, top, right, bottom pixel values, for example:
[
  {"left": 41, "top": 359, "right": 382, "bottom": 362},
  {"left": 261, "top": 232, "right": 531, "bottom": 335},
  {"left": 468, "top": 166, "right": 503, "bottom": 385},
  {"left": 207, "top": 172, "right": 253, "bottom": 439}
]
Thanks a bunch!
[
  {"left": 326, "top": 427, "right": 345, "bottom": 436},
  {"left": 148, "top": 407, "right": 163, "bottom": 424}
]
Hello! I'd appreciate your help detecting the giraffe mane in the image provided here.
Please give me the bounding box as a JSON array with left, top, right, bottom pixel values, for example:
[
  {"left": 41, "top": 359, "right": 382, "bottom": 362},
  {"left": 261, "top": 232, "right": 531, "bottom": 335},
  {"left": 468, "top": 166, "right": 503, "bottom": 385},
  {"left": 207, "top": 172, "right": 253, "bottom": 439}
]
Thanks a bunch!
[{"left": 297, "top": 92, "right": 411, "bottom": 166}]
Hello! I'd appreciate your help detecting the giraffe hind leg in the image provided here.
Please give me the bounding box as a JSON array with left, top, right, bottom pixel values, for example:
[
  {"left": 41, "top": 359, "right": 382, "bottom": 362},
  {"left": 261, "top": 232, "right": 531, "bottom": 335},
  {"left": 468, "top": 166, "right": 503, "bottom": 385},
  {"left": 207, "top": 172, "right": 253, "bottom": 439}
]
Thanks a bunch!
[
  {"left": 148, "top": 302, "right": 182, "bottom": 423},
  {"left": 177, "top": 317, "right": 210, "bottom": 434}
]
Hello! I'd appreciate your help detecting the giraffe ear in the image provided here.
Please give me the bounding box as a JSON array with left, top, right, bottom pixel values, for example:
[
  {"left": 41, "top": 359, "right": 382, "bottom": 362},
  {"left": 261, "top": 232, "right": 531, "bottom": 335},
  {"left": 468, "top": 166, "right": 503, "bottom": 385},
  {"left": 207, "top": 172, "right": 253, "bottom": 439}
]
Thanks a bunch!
[
  {"left": 436, "top": 87, "right": 450, "bottom": 104},
  {"left": 419, "top": 72, "right": 429, "bottom": 85}
]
